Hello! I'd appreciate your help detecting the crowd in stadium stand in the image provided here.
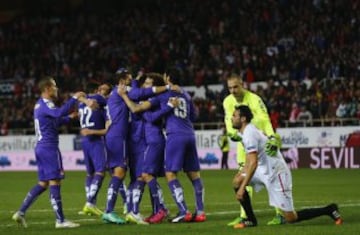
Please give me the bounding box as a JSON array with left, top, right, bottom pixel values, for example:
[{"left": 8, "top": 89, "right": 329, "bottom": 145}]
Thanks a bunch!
[{"left": 0, "top": 0, "right": 359, "bottom": 134}]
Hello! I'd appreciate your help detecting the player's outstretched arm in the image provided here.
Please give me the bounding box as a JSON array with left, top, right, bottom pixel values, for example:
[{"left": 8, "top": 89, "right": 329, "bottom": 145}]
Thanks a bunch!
[
  {"left": 42, "top": 92, "right": 83, "bottom": 118},
  {"left": 143, "top": 97, "right": 179, "bottom": 123},
  {"left": 80, "top": 128, "right": 107, "bottom": 136},
  {"left": 118, "top": 84, "right": 152, "bottom": 113},
  {"left": 153, "top": 84, "right": 181, "bottom": 94},
  {"left": 77, "top": 93, "right": 99, "bottom": 110}
]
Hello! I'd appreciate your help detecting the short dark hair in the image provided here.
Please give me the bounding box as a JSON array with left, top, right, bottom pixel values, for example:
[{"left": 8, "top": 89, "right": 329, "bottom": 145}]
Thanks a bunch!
[
  {"left": 166, "top": 67, "right": 181, "bottom": 85},
  {"left": 235, "top": 105, "right": 253, "bottom": 122},
  {"left": 85, "top": 82, "right": 99, "bottom": 93},
  {"left": 146, "top": 73, "right": 165, "bottom": 86},
  {"left": 137, "top": 74, "right": 147, "bottom": 87},
  {"left": 115, "top": 67, "right": 131, "bottom": 82}
]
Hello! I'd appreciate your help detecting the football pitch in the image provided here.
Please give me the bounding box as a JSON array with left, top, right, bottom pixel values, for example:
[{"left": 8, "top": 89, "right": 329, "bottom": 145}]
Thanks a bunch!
[{"left": 0, "top": 169, "right": 359, "bottom": 235}]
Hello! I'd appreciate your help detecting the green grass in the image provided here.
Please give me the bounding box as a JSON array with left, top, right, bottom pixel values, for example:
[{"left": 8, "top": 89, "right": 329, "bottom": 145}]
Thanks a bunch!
[{"left": 0, "top": 169, "right": 359, "bottom": 235}]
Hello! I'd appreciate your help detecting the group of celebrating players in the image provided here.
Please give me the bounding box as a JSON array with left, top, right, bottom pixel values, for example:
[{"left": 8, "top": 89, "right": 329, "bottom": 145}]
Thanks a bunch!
[
  {"left": 11, "top": 69, "right": 342, "bottom": 229},
  {"left": 12, "top": 68, "right": 205, "bottom": 228}
]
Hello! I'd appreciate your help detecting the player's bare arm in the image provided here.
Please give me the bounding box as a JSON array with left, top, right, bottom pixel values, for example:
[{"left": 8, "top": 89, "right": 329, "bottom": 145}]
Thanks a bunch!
[
  {"left": 77, "top": 94, "right": 99, "bottom": 110},
  {"left": 80, "top": 128, "right": 107, "bottom": 136},
  {"left": 167, "top": 97, "right": 180, "bottom": 108},
  {"left": 118, "top": 84, "right": 152, "bottom": 113},
  {"left": 236, "top": 152, "right": 258, "bottom": 200},
  {"left": 153, "top": 84, "right": 181, "bottom": 94}
]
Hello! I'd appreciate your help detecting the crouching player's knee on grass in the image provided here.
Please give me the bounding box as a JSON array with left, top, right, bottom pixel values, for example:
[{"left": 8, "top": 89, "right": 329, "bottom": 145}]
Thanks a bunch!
[
  {"left": 230, "top": 105, "right": 343, "bottom": 229},
  {"left": 223, "top": 74, "right": 285, "bottom": 227}
]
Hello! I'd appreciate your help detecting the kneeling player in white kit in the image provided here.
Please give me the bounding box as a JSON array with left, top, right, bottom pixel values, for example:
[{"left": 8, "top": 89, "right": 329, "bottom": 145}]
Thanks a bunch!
[{"left": 230, "top": 105, "right": 343, "bottom": 229}]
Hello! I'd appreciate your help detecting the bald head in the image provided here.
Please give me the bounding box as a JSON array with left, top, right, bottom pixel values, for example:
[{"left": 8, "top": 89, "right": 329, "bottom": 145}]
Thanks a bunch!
[{"left": 227, "top": 74, "right": 244, "bottom": 100}]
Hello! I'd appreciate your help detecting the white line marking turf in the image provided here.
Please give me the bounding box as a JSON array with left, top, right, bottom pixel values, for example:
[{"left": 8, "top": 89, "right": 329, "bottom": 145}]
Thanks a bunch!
[{"left": 2, "top": 202, "right": 359, "bottom": 228}]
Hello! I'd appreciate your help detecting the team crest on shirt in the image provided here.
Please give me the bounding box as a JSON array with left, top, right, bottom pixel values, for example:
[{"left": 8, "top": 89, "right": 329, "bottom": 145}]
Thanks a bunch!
[
  {"left": 34, "top": 103, "right": 40, "bottom": 109},
  {"left": 46, "top": 101, "right": 55, "bottom": 109}
]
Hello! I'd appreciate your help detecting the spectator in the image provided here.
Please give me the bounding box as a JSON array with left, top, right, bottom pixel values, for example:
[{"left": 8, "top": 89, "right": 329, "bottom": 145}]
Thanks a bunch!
[
  {"left": 336, "top": 99, "right": 348, "bottom": 118},
  {"left": 296, "top": 105, "right": 313, "bottom": 126},
  {"left": 0, "top": 0, "right": 359, "bottom": 131},
  {"left": 288, "top": 103, "right": 300, "bottom": 127},
  {"left": 1, "top": 118, "right": 9, "bottom": 136}
]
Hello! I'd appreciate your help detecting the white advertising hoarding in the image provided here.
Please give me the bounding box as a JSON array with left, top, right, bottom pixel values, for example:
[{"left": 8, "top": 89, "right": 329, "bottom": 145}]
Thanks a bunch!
[
  {"left": 0, "top": 134, "right": 76, "bottom": 152},
  {"left": 0, "top": 151, "right": 85, "bottom": 171},
  {"left": 1, "top": 126, "right": 359, "bottom": 171},
  {"left": 277, "top": 126, "right": 359, "bottom": 148},
  {"left": 1, "top": 126, "right": 358, "bottom": 152}
]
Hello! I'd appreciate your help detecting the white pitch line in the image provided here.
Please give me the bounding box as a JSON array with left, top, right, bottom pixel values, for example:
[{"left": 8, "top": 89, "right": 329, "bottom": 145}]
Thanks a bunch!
[
  {"left": 2, "top": 218, "right": 97, "bottom": 228},
  {"left": 4, "top": 200, "right": 356, "bottom": 214},
  {"left": 2, "top": 202, "right": 360, "bottom": 228}
]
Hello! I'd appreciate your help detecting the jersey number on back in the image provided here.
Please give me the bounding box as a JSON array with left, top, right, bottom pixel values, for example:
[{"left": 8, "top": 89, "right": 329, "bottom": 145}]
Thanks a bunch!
[
  {"left": 174, "top": 97, "right": 187, "bottom": 119},
  {"left": 79, "top": 106, "right": 95, "bottom": 128}
]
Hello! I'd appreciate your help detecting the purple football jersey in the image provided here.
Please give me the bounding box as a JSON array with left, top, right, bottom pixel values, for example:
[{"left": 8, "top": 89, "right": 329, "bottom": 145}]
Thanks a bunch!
[
  {"left": 127, "top": 83, "right": 157, "bottom": 178},
  {"left": 149, "top": 89, "right": 200, "bottom": 172},
  {"left": 141, "top": 105, "right": 166, "bottom": 176},
  {"left": 127, "top": 81, "right": 154, "bottom": 142},
  {"left": 78, "top": 94, "right": 107, "bottom": 141},
  {"left": 33, "top": 96, "right": 77, "bottom": 180},
  {"left": 34, "top": 97, "right": 77, "bottom": 146},
  {"left": 106, "top": 86, "right": 129, "bottom": 138},
  {"left": 151, "top": 89, "right": 196, "bottom": 135},
  {"left": 78, "top": 94, "right": 107, "bottom": 173},
  {"left": 105, "top": 86, "right": 129, "bottom": 169},
  {"left": 143, "top": 105, "right": 166, "bottom": 144}
]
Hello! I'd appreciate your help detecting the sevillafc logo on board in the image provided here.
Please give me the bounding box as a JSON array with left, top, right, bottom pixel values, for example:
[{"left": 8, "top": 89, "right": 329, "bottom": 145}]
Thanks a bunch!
[
  {"left": 0, "top": 137, "right": 37, "bottom": 151},
  {"left": 281, "top": 131, "right": 309, "bottom": 146},
  {"left": 316, "top": 131, "right": 333, "bottom": 146},
  {"left": 196, "top": 133, "right": 219, "bottom": 148},
  {"left": 283, "top": 147, "right": 360, "bottom": 169},
  {"left": 309, "top": 147, "right": 360, "bottom": 169}
]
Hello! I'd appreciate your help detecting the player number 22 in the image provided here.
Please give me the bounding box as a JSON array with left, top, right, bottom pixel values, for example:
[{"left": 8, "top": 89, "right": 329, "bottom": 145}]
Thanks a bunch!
[{"left": 79, "top": 106, "right": 95, "bottom": 128}]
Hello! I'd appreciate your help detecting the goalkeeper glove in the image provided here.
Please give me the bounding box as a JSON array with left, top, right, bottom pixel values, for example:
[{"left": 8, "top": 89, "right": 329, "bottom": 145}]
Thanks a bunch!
[
  {"left": 265, "top": 133, "right": 282, "bottom": 157},
  {"left": 227, "top": 132, "right": 242, "bottom": 142}
]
